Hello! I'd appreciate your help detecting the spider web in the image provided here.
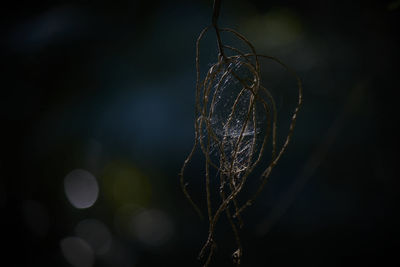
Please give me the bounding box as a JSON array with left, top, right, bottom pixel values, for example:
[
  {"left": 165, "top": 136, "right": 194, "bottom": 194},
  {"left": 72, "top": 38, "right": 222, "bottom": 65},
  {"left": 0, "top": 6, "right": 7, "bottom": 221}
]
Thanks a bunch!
[{"left": 202, "top": 59, "right": 269, "bottom": 176}]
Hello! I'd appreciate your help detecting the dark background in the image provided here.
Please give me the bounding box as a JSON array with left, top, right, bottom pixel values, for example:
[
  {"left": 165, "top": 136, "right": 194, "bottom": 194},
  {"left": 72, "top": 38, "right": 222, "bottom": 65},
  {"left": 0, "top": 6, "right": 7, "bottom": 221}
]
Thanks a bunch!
[{"left": 1, "top": 0, "right": 399, "bottom": 266}]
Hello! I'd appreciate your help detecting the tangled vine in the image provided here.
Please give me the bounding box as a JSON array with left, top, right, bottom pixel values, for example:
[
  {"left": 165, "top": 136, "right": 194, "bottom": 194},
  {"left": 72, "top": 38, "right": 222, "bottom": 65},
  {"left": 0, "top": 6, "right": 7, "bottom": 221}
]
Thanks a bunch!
[{"left": 180, "top": 1, "right": 303, "bottom": 266}]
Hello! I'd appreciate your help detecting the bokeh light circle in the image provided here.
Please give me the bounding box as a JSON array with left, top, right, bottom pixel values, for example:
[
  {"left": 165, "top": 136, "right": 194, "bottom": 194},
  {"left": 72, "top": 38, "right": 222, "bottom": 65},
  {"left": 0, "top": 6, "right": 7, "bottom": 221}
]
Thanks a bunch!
[
  {"left": 60, "top": 236, "right": 94, "bottom": 267},
  {"left": 64, "top": 169, "right": 99, "bottom": 209}
]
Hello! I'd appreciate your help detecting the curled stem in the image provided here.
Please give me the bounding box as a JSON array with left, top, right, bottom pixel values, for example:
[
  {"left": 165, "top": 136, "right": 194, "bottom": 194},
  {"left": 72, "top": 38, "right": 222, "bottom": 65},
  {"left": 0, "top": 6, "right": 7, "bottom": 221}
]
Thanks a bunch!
[{"left": 180, "top": 1, "right": 302, "bottom": 266}]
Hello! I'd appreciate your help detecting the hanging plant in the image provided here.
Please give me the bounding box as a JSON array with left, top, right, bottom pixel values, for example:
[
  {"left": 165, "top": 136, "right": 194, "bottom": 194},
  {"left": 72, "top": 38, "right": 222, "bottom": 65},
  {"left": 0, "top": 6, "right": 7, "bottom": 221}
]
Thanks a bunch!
[{"left": 180, "top": 1, "right": 303, "bottom": 265}]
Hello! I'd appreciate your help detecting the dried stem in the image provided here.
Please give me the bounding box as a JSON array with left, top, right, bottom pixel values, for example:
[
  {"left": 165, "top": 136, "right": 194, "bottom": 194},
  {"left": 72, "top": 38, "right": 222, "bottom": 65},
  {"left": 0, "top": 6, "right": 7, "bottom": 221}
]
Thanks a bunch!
[{"left": 180, "top": 1, "right": 303, "bottom": 266}]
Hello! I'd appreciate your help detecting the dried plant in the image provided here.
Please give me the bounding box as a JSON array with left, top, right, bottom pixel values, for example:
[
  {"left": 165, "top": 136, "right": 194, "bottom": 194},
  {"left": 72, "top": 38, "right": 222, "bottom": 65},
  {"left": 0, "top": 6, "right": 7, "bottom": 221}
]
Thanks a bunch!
[{"left": 179, "top": 1, "right": 303, "bottom": 266}]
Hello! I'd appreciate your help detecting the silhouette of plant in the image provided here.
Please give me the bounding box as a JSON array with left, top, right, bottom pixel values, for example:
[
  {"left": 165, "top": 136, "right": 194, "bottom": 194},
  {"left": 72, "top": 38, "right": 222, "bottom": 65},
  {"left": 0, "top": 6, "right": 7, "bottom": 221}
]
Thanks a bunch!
[{"left": 180, "top": 1, "right": 303, "bottom": 265}]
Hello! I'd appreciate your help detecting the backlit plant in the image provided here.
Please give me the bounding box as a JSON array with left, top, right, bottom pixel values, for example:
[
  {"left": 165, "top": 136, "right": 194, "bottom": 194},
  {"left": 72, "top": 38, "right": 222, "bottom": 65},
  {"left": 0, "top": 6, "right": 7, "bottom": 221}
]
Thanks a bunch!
[{"left": 180, "top": 1, "right": 303, "bottom": 265}]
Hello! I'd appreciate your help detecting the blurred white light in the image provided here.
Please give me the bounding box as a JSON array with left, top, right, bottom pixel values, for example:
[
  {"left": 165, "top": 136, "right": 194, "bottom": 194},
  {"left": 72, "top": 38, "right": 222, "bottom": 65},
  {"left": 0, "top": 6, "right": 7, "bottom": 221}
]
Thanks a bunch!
[
  {"left": 64, "top": 169, "right": 99, "bottom": 209},
  {"left": 75, "top": 219, "right": 112, "bottom": 255},
  {"left": 131, "top": 209, "right": 174, "bottom": 247},
  {"left": 60, "top": 236, "right": 94, "bottom": 267}
]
